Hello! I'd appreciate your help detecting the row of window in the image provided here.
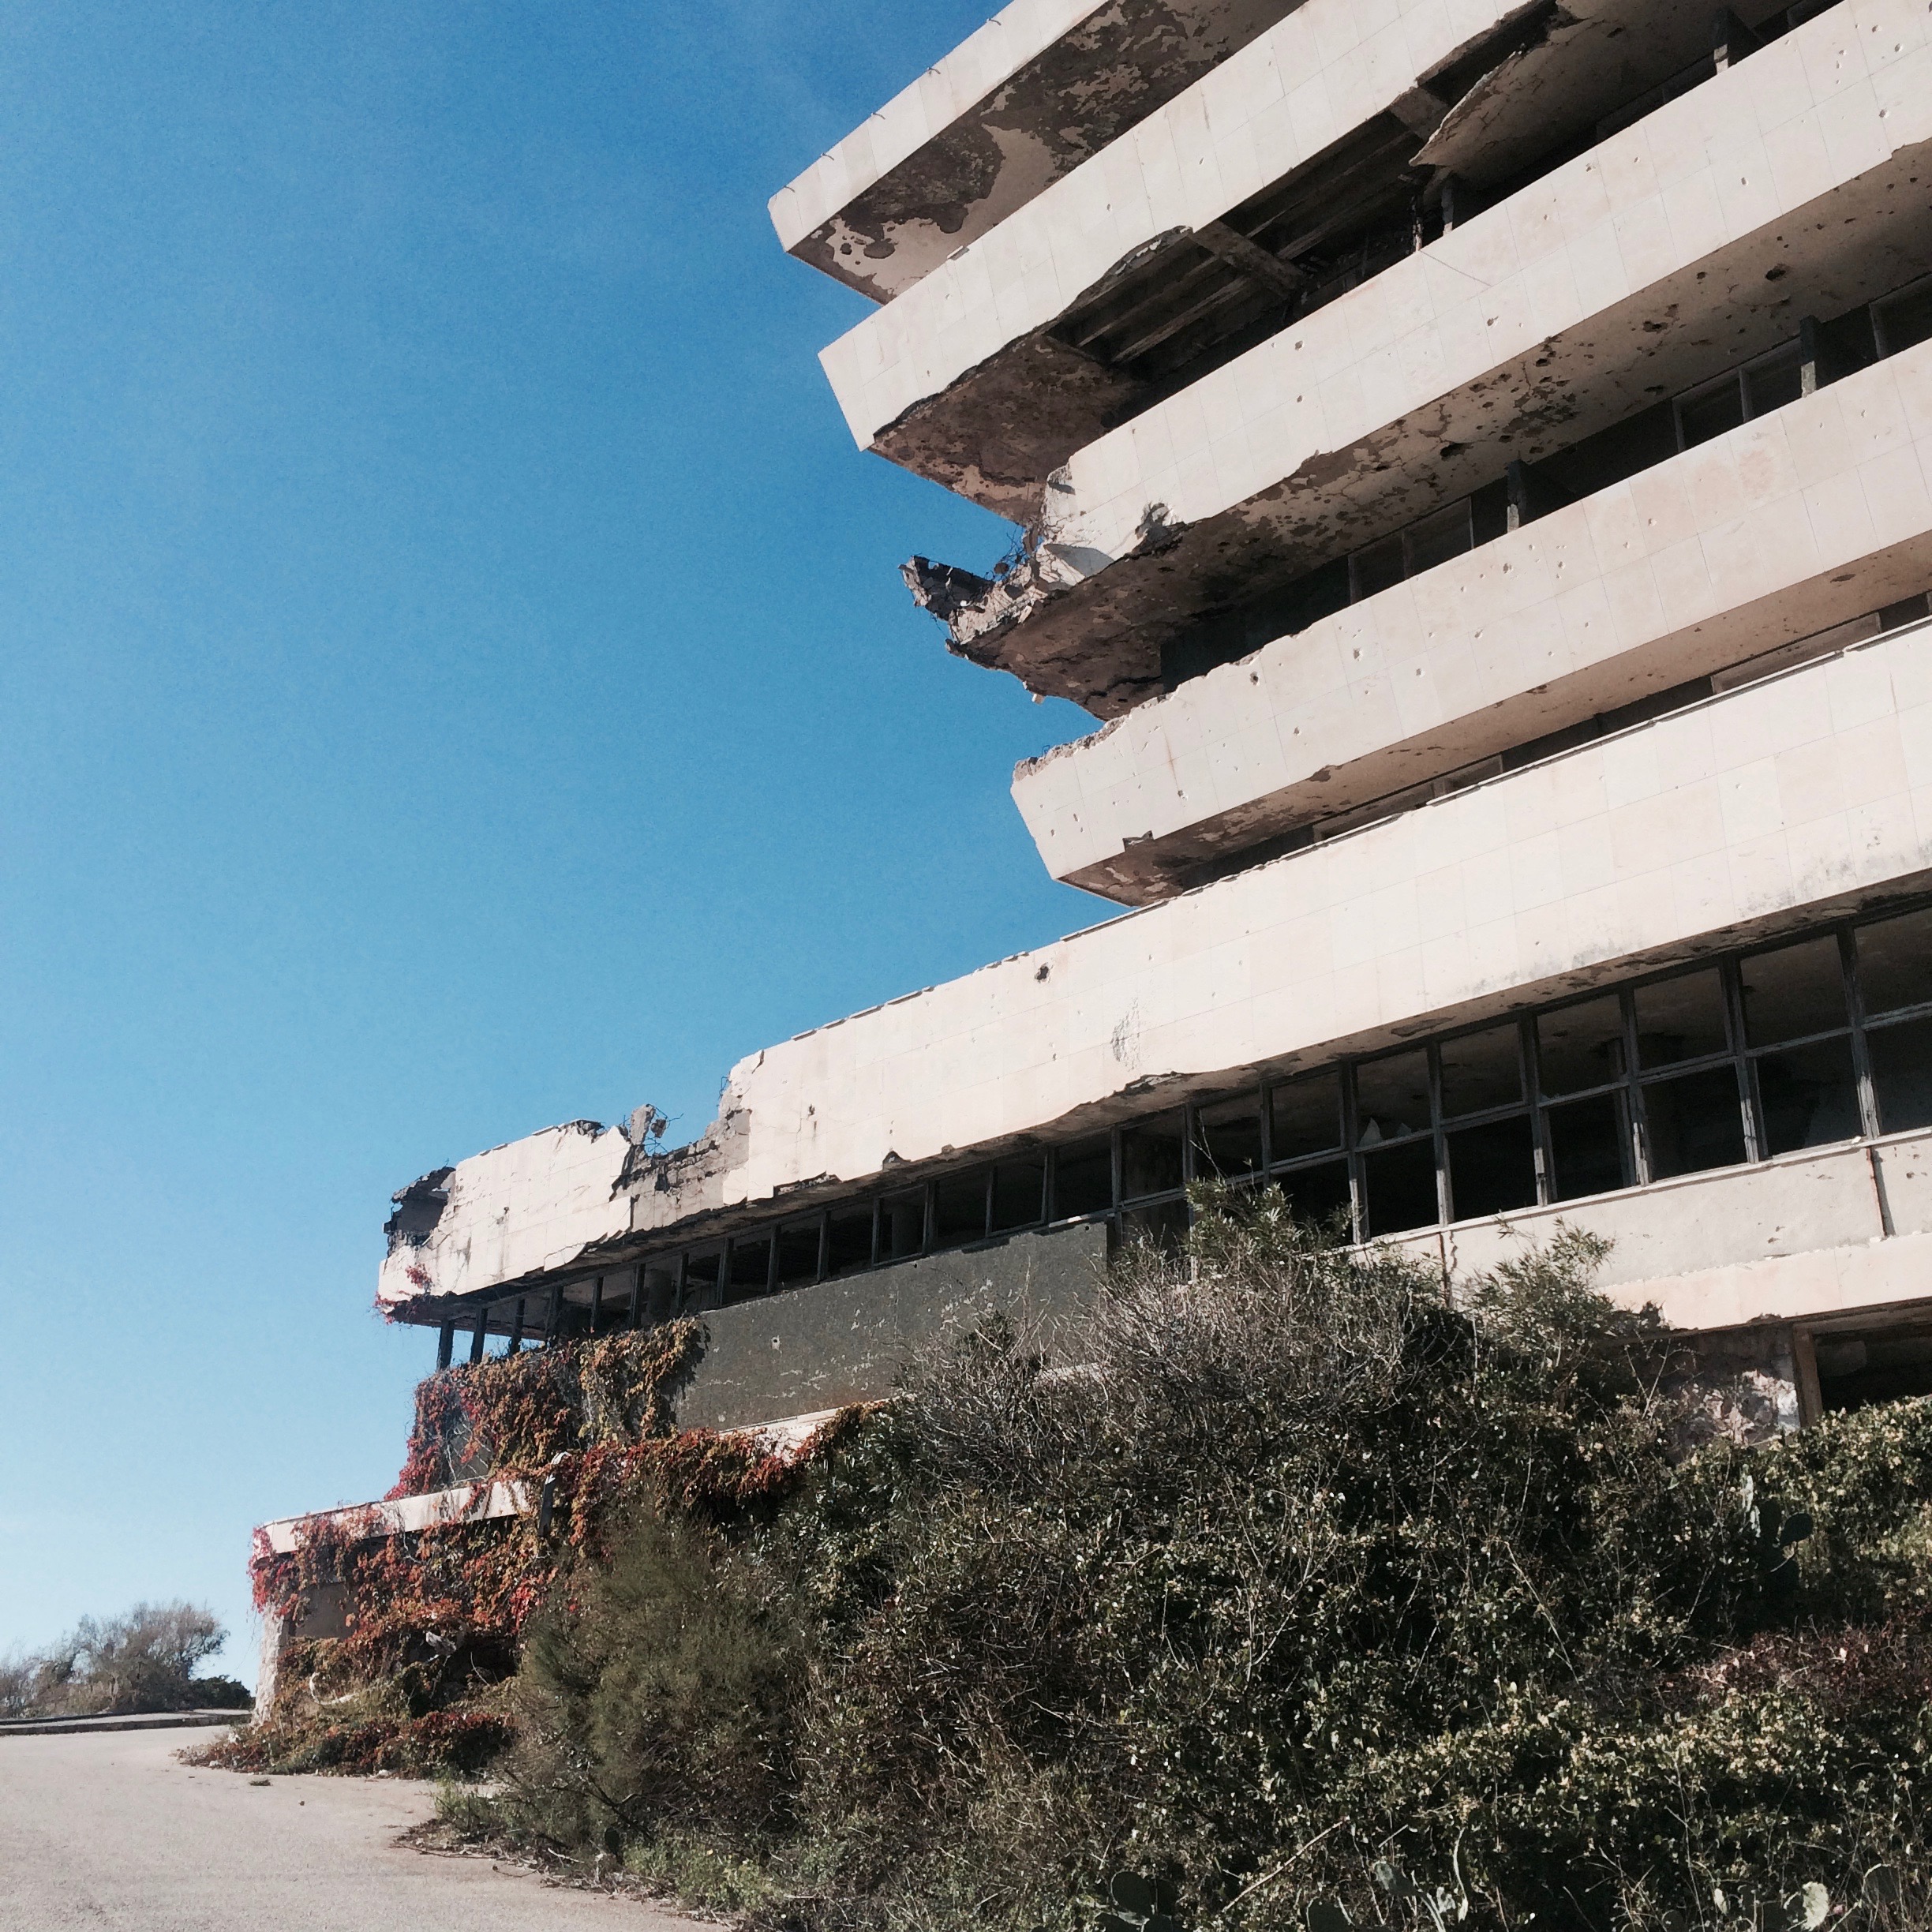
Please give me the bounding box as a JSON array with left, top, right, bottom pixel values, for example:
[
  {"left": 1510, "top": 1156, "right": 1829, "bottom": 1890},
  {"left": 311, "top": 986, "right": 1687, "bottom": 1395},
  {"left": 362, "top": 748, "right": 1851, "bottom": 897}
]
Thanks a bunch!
[{"left": 466, "top": 901, "right": 1932, "bottom": 1347}]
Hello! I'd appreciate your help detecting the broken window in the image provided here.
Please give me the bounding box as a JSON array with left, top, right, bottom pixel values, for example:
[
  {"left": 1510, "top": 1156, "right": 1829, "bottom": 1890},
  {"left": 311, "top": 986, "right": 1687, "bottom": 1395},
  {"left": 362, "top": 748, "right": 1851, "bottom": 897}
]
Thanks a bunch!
[
  {"left": 1270, "top": 1069, "right": 1342, "bottom": 1161},
  {"left": 1812, "top": 1319, "right": 1932, "bottom": 1411},
  {"left": 1121, "top": 1197, "right": 1189, "bottom": 1252},
  {"left": 724, "top": 1234, "right": 773, "bottom": 1304},
  {"left": 1361, "top": 1139, "right": 1439, "bottom": 1237},
  {"left": 1120, "top": 1110, "right": 1186, "bottom": 1200},
  {"left": 1537, "top": 993, "right": 1628, "bottom": 1095},
  {"left": 1754, "top": 1037, "right": 1861, "bottom": 1155},
  {"left": 1194, "top": 1093, "right": 1264, "bottom": 1179},
  {"left": 1873, "top": 275, "right": 1932, "bottom": 358},
  {"left": 1354, "top": 1050, "right": 1430, "bottom": 1145},
  {"left": 1439, "top": 1022, "right": 1523, "bottom": 1117},
  {"left": 681, "top": 1248, "right": 723, "bottom": 1312},
  {"left": 1052, "top": 1138, "right": 1114, "bottom": 1220},
  {"left": 1275, "top": 1157, "right": 1353, "bottom": 1234},
  {"left": 878, "top": 1187, "right": 927, "bottom": 1262},
  {"left": 1545, "top": 1091, "right": 1631, "bottom": 1200},
  {"left": 1866, "top": 1014, "right": 1932, "bottom": 1135},
  {"left": 826, "top": 1202, "right": 875, "bottom": 1276},
  {"left": 990, "top": 1156, "right": 1046, "bottom": 1233},
  {"left": 1633, "top": 970, "right": 1731, "bottom": 1069},
  {"left": 933, "top": 1169, "right": 989, "bottom": 1249},
  {"left": 1445, "top": 1115, "right": 1538, "bottom": 1219},
  {"left": 1642, "top": 1065, "right": 1748, "bottom": 1179},
  {"left": 1857, "top": 905, "right": 1932, "bottom": 1016},
  {"left": 777, "top": 1219, "right": 823, "bottom": 1289}
]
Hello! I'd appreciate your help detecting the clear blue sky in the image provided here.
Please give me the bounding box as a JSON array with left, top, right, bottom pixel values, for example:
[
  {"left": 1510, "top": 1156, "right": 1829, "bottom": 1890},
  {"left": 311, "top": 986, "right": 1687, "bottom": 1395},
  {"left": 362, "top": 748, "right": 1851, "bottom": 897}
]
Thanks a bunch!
[{"left": 0, "top": 1, "right": 1101, "bottom": 1681}]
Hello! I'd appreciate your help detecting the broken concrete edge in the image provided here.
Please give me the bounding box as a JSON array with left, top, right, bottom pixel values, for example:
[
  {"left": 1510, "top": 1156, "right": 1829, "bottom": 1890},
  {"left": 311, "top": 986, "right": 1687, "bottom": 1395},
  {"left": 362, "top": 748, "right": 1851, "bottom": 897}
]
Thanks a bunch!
[
  {"left": 879, "top": 0, "right": 1894, "bottom": 713},
  {"left": 769, "top": 0, "right": 1310, "bottom": 303}
]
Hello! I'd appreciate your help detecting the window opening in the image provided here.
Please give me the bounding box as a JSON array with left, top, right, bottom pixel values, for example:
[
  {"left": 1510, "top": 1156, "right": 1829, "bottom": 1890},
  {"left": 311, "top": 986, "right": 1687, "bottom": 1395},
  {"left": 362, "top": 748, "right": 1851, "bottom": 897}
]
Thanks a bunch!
[
  {"left": 1120, "top": 1110, "right": 1186, "bottom": 1200},
  {"left": 933, "top": 1168, "right": 990, "bottom": 1249},
  {"left": 1052, "top": 1138, "right": 1114, "bottom": 1220},
  {"left": 990, "top": 1156, "right": 1047, "bottom": 1234},
  {"left": 1194, "top": 1093, "right": 1264, "bottom": 1178}
]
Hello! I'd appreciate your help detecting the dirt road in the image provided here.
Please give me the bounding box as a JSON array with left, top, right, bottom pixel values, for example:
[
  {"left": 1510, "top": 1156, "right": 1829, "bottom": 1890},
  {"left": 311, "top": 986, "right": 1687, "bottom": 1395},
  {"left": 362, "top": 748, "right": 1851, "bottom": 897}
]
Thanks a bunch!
[{"left": 0, "top": 1725, "right": 689, "bottom": 1930}]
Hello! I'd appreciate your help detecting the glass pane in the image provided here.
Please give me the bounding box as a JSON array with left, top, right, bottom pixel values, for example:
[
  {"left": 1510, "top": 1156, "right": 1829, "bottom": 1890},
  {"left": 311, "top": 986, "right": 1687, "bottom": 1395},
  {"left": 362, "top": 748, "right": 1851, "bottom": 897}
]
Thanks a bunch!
[
  {"left": 1121, "top": 1198, "right": 1189, "bottom": 1252},
  {"left": 1633, "top": 971, "right": 1729, "bottom": 1068},
  {"left": 1677, "top": 377, "right": 1744, "bottom": 450},
  {"left": 1361, "top": 1139, "right": 1439, "bottom": 1236},
  {"left": 990, "top": 1157, "right": 1046, "bottom": 1233},
  {"left": 1739, "top": 938, "right": 1847, "bottom": 1044},
  {"left": 933, "top": 1170, "right": 987, "bottom": 1248},
  {"left": 1052, "top": 1138, "right": 1113, "bottom": 1219},
  {"left": 1270, "top": 1071, "right": 1342, "bottom": 1160},
  {"left": 777, "top": 1221, "right": 822, "bottom": 1287},
  {"left": 826, "top": 1204, "right": 874, "bottom": 1276},
  {"left": 1547, "top": 1092, "right": 1630, "bottom": 1200},
  {"left": 1350, "top": 531, "right": 1405, "bottom": 601},
  {"left": 1275, "top": 1158, "right": 1353, "bottom": 1234},
  {"left": 879, "top": 1188, "right": 927, "bottom": 1261},
  {"left": 1642, "top": 1066, "right": 1747, "bottom": 1178},
  {"left": 1445, "top": 1116, "right": 1537, "bottom": 1219},
  {"left": 1537, "top": 994, "right": 1627, "bottom": 1095},
  {"left": 1439, "top": 1023, "right": 1523, "bottom": 1117},
  {"left": 724, "top": 1235, "right": 772, "bottom": 1302},
  {"left": 1355, "top": 1050, "right": 1430, "bottom": 1145},
  {"left": 1121, "top": 1110, "right": 1186, "bottom": 1199},
  {"left": 1869, "top": 1013, "right": 1932, "bottom": 1133},
  {"left": 1404, "top": 499, "right": 1473, "bottom": 576},
  {"left": 1857, "top": 907, "right": 1932, "bottom": 1015},
  {"left": 1755, "top": 1037, "right": 1861, "bottom": 1155},
  {"left": 1195, "top": 1094, "right": 1263, "bottom": 1178}
]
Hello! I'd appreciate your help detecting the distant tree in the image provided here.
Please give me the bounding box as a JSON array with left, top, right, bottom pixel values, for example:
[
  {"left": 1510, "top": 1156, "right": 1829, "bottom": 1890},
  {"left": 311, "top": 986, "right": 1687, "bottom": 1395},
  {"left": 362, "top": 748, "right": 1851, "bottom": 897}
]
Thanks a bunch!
[{"left": 1, "top": 1601, "right": 241, "bottom": 1719}]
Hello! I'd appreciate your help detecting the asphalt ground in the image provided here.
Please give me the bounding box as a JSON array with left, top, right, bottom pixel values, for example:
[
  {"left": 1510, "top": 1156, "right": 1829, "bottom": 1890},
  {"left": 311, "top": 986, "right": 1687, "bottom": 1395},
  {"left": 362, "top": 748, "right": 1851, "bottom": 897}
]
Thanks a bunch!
[{"left": 0, "top": 1726, "right": 693, "bottom": 1930}]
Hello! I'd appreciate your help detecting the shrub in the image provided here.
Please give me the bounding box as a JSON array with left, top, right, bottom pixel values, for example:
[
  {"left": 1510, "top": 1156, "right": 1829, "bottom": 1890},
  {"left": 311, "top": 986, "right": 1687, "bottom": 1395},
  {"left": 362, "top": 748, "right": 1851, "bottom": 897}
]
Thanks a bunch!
[
  {"left": 1, "top": 1601, "right": 242, "bottom": 1720},
  {"left": 475, "top": 1187, "right": 1932, "bottom": 1932}
]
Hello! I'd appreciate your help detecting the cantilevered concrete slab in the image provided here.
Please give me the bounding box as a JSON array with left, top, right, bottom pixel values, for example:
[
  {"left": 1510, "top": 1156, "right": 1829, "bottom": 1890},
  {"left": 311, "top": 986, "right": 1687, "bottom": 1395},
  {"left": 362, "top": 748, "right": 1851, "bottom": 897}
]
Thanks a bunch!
[
  {"left": 769, "top": 0, "right": 1309, "bottom": 303},
  {"left": 822, "top": 0, "right": 1779, "bottom": 513},
  {"left": 1012, "top": 333, "right": 1932, "bottom": 900},
  {"left": 903, "top": 0, "right": 1932, "bottom": 715}
]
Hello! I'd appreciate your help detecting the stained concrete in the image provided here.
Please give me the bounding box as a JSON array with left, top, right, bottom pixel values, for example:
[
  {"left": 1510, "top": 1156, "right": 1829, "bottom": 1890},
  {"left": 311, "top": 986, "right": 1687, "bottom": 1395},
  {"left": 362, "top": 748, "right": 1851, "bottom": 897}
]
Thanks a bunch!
[{"left": 0, "top": 1726, "right": 691, "bottom": 1931}]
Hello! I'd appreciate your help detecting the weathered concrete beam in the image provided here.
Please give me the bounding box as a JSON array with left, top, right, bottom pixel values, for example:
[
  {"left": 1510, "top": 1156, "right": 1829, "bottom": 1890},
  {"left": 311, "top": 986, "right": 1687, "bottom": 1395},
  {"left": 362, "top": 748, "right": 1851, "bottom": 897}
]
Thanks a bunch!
[
  {"left": 1011, "top": 336, "right": 1932, "bottom": 900},
  {"left": 897, "top": 0, "right": 1932, "bottom": 713},
  {"left": 770, "top": 0, "right": 1309, "bottom": 303}
]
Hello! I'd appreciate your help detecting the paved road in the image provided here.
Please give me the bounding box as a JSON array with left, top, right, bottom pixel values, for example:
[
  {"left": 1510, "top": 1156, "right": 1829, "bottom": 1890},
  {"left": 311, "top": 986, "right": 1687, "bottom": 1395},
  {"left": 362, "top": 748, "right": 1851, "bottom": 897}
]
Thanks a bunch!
[{"left": 0, "top": 1726, "right": 693, "bottom": 1930}]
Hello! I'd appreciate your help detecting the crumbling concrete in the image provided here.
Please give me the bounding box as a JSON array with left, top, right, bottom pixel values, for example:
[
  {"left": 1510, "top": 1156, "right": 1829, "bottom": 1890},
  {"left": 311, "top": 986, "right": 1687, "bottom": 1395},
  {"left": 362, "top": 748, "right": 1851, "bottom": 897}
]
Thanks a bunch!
[{"left": 891, "top": 0, "right": 1932, "bottom": 714}]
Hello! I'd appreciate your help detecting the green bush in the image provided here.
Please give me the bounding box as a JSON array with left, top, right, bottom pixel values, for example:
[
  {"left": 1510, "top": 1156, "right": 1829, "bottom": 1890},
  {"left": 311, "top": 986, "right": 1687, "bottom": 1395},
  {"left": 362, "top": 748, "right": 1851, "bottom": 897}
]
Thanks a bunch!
[{"left": 482, "top": 1189, "right": 1932, "bottom": 1931}]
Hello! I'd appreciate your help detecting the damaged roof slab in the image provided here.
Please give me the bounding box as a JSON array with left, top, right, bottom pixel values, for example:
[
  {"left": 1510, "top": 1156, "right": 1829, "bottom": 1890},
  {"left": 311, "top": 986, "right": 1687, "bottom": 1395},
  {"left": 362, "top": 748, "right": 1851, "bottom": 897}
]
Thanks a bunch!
[
  {"left": 770, "top": 0, "right": 1310, "bottom": 303},
  {"left": 901, "top": 0, "right": 1932, "bottom": 714},
  {"left": 825, "top": 0, "right": 1771, "bottom": 515}
]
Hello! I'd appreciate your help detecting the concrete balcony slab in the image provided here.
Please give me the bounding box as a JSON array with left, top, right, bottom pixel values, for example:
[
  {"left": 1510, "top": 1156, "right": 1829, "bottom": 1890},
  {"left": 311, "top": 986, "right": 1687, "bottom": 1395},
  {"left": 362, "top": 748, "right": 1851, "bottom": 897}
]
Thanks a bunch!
[{"left": 1012, "top": 332, "right": 1932, "bottom": 900}]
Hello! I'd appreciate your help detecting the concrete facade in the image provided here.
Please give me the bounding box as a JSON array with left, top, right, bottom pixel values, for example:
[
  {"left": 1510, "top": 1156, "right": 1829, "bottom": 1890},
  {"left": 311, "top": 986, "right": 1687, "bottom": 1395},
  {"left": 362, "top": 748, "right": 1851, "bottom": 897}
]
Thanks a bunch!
[{"left": 262, "top": 0, "right": 1932, "bottom": 1603}]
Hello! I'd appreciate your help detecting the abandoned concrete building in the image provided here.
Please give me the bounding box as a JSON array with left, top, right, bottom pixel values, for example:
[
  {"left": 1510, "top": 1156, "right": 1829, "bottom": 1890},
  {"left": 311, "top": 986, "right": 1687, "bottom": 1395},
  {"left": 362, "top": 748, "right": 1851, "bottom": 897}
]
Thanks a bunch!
[{"left": 263, "top": 0, "right": 1932, "bottom": 1631}]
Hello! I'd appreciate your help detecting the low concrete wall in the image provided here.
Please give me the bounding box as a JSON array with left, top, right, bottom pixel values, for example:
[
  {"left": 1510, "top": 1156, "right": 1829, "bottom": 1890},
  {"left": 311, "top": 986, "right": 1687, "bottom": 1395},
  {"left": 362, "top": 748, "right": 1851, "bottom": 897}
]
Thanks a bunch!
[{"left": 676, "top": 1219, "right": 1110, "bottom": 1431}]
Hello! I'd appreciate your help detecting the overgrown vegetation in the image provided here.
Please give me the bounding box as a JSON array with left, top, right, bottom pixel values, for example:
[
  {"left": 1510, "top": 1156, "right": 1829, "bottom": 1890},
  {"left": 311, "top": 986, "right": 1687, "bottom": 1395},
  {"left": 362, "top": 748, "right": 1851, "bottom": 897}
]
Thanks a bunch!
[
  {"left": 437, "top": 1189, "right": 1932, "bottom": 1931},
  {"left": 204, "top": 1322, "right": 852, "bottom": 1777},
  {"left": 0, "top": 1601, "right": 248, "bottom": 1719}
]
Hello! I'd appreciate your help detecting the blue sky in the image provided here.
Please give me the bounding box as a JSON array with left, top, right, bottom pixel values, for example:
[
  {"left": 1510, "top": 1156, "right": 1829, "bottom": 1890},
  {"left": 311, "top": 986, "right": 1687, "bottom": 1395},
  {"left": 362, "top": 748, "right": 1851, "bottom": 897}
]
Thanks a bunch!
[{"left": 0, "top": 1, "right": 1101, "bottom": 1679}]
